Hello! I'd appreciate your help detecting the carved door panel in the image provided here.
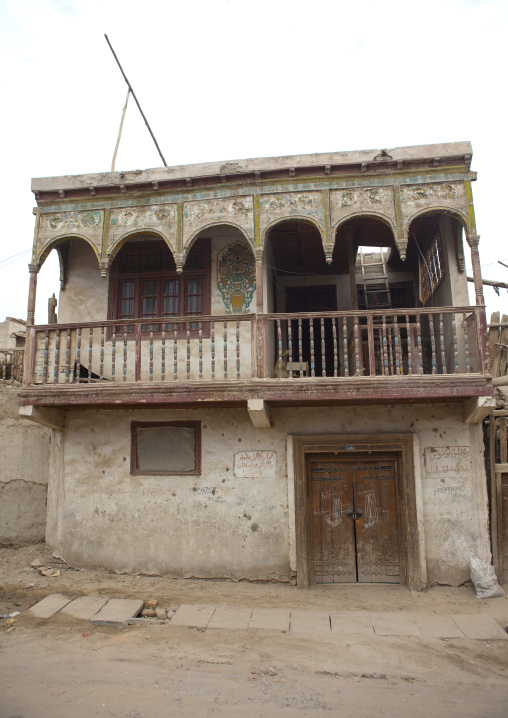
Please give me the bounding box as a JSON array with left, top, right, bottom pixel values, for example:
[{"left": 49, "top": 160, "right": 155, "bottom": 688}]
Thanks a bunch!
[
  {"left": 308, "top": 455, "right": 357, "bottom": 583},
  {"left": 307, "top": 454, "right": 400, "bottom": 584}
]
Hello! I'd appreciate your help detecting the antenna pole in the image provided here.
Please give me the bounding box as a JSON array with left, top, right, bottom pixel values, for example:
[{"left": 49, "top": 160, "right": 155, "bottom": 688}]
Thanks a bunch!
[{"left": 104, "top": 34, "right": 168, "bottom": 167}]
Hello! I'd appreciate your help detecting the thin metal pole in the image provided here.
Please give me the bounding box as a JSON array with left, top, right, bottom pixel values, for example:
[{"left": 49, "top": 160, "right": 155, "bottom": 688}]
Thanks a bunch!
[
  {"left": 104, "top": 34, "right": 168, "bottom": 167},
  {"left": 111, "top": 88, "right": 130, "bottom": 172}
]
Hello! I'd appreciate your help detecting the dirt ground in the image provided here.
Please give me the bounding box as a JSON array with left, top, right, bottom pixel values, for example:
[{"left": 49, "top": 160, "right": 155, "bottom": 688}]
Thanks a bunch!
[{"left": 1, "top": 544, "right": 508, "bottom": 717}]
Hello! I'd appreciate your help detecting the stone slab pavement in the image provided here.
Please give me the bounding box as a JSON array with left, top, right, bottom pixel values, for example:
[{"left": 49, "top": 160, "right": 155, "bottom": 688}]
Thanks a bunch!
[
  {"left": 25, "top": 596, "right": 508, "bottom": 641},
  {"left": 28, "top": 594, "right": 73, "bottom": 619},
  {"left": 90, "top": 599, "right": 144, "bottom": 627},
  {"left": 60, "top": 596, "right": 110, "bottom": 621}
]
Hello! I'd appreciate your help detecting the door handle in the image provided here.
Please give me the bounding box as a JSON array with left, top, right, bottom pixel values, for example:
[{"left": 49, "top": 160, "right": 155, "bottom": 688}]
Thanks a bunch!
[{"left": 346, "top": 508, "right": 364, "bottom": 520}]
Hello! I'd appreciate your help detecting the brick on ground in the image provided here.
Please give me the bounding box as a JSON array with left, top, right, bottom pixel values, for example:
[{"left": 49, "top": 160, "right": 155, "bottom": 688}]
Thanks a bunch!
[
  {"left": 60, "top": 596, "right": 110, "bottom": 620},
  {"left": 90, "top": 599, "right": 144, "bottom": 627},
  {"left": 169, "top": 604, "right": 216, "bottom": 629},
  {"left": 207, "top": 607, "right": 253, "bottom": 630}
]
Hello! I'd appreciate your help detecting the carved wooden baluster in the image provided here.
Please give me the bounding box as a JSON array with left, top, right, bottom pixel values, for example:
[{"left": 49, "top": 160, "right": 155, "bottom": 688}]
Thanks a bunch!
[
  {"left": 462, "top": 312, "right": 470, "bottom": 373},
  {"left": 211, "top": 322, "right": 215, "bottom": 380},
  {"left": 452, "top": 313, "right": 459, "bottom": 374},
  {"left": 53, "top": 330, "right": 60, "bottom": 384},
  {"left": 64, "top": 329, "right": 70, "bottom": 383},
  {"left": 198, "top": 322, "right": 203, "bottom": 379},
  {"left": 310, "top": 319, "right": 315, "bottom": 377},
  {"left": 429, "top": 313, "right": 437, "bottom": 374},
  {"left": 174, "top": 328, "right": 178, "bottom": 380},
  {"left": 394, "top": 316, "right": 401, "bottom": 375},
  {"left": 186, "top": 324, "right": 191, "bottom": 380},
  {"left": 354, "top": 316, "right": 360, "bottom": 376},
  {"left": 236, "top": 320, "right": 240, "bottom": 379},
  {"left": 123, "top": 331, "right": 128, "bottom": 382},
  {"left": 332, "top": 318, "right": 338, "bottom": 377},
  {"left": 277, "top": 319, "right": 283, "bottom": 378},
  {"left": 416, "top": 313, "right": 423, "bottom": 374},
  {"left": 320, "top": 317, "right": 326, "bottom": 377},
  {"left": 439, "top": 312, "right": 446, "bottom": 374},
  {"left": 382, "top": 315, "right": 388, "bottom": 376},
  {"left": 161, "top": 330, "right": 165, "bottom": 381},
  {"left": 388, "top": 327, "right": 394, "bottom": 375},
  {"left": 149, "top": 330, "right": 154, "bottom": 382},
  {"left": 111, "top": 329, "right": 116, "bottom": 382},
  {"left": 75, "top": 327, "right": 81, "bottom": 384},
  {"left": 43, "top": 330, "right": 49, "bottom": 384},
  {"left": 100, "top": 326, "right": 104, "bottom": 381},
  {"left": 223, "top": 321, "right": 228, "bottom": 380},
  {"left": 343, "top": 316, "right": 349, "bottom": 377},
  {"left": 86, "top": 329, "right": 92, "bottom": 382},
  {"left": 288, "top": 319, "right": 293, "bottom": 378},
  {"left": 405, "top": 314, "right": 412, "bottom": 375},
  {"left": 298, "top": 318, "right": 303, "bottom": 375}
]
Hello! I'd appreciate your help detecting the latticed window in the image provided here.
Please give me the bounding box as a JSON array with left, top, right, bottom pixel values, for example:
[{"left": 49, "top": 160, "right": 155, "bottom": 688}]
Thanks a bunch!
[{"left": 109, "top": 238, "right": 209, "bottom": 333}]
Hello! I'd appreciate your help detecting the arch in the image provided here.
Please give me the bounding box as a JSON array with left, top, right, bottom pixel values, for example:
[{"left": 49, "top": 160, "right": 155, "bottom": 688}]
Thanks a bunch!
[
  {"left": 332, "top": 211, "right": 397, "bottom": 241},
  {"left": 108, "top": 229, "right": 176, "bottom": 266},
  {"left": 261, "top": 216, "right": 325, "bottom": 259},
  {"left": 183, "top": 222, "right": 254, "bottom": 264},
  {"left": 404, "top": 207, "right": 469, "bottom": 242},
  {"left": 35, "top": 233, "right": 101, "bottom": 270}
]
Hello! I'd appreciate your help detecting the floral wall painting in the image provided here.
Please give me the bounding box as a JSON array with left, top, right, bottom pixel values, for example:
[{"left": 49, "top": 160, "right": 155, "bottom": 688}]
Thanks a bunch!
[{"left": 217, "top": 242, "right": 256, "bottom": 314}]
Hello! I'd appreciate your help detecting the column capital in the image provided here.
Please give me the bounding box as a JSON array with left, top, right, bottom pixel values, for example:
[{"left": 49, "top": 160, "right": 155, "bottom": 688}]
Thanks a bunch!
[
  {"left": 28, "top": 262, "right": 39, "bottom": 276},
  {"left": 99, "top": 259, "right": 109, "bottom": 278},
  {"left": 466, "top": 234, "right": 480, "bottom": 250}
]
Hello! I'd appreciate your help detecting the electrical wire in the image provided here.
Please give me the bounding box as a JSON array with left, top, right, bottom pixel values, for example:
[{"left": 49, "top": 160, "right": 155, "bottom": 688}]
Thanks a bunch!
[{"left": 0, "top": 249, "right": 31, "bottom": 266}]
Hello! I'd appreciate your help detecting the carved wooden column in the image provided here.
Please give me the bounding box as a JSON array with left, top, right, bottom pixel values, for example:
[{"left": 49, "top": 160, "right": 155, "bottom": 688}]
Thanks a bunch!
[
  {"left": 346, "top": 225, "right": 358, "bottom": 311},
  {"left": 27, "top": 263, "right": 38, "bottom": 326},
  {"left": 253, "top": 249, "right": 268, "bottom": 378},
  {"left": 466, "top": 233, "right": 489, "bottom": 374}
]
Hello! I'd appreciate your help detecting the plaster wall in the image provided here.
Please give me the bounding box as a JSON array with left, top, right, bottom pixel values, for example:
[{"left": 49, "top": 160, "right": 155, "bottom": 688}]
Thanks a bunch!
[
  {"left": 58, "top": 241, "right": 108, "bottom": 323},
  {"left": 47, "top": 403, "right": 489, "bottom": 586},
  {"left": 0, "top": 387, "right": 50, "bottom": 545}
]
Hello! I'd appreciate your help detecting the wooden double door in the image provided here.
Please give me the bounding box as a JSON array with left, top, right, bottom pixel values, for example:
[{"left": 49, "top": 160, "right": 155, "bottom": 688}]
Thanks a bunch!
[{"left": 307, "top": 453, "right": 400, "bottom": 583}]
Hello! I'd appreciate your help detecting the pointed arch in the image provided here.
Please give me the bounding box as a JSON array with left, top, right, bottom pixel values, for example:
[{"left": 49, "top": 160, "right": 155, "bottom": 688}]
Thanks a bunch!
[
  {"left": 108, "top": 229, "right": 176, "bottom": 267},
  {"left": 261, "top": 215, "right": 325, "bottom": 257},
  {"left": 35, "top": 234, "right": 101, "bottom": 270},
  {"left": 184, "top": 221, "right": 253, "bottom": 265},
  {"left": 405, "top": 207, "right": 469, "bottom": 243}
]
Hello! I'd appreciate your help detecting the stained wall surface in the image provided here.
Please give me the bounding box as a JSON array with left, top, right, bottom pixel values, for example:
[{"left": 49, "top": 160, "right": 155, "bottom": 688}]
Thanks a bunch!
[
  {"left": 46, "top": 403, "right": 489, "bottom": 586},
  {"left": 0, "top": 388, "right": 50, "bottom": 545}
]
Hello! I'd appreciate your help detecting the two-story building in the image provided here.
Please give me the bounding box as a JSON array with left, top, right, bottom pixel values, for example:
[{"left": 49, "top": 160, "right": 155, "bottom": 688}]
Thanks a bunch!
[{"left": 20, "top": 141, "right": 495, "bottom": 589}]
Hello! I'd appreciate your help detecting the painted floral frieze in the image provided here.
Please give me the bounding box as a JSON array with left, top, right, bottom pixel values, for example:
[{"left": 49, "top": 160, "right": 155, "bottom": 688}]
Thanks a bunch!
[
  {"left": 38, "top": 210, "right": 104, "bottom": 254},
  {"left": 183, "top": 196, "right": 254, "bottom": 247},
  {"left": 109, "top": 205, "right": 177, "bottom": 249},
  {"left": 260, "top": 191, "right": 324, "bottom": 234}
]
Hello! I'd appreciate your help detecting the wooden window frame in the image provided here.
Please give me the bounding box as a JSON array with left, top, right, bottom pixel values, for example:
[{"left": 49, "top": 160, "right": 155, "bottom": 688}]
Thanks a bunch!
[
  {"left": 108, "top": 239, "right": 210, "bottom": 336},
  {"left": 130, "top": 420, "right": 202, "bottom": 476}
]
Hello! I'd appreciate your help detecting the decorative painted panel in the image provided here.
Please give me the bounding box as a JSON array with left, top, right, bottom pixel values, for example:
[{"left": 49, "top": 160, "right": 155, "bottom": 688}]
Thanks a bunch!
[
  {"left": 260, "top": 191, "right": 324, "bottom": 237},
  {"left": 330, "top": 186, "right": 395, "bottom": 228},
  {"left": 37, "top": 210, "right": 103, "bottom": 256},
  {"left": 401, "top": 181, "right": 468, "bottom": 229},
  {"left": 183, "top": 196, "right": 254, "bottom": 247},
  {"left": 108, "top": 204, "right": 177, "bottom": 250},
  {"left": 217, "top": 242, "right": 256, "bottom": 314}
]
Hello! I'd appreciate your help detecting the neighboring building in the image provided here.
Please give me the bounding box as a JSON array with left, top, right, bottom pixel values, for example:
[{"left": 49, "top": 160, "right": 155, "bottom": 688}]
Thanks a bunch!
[{"left": 20, "top": 142, "right": 495, "bottom": 588}]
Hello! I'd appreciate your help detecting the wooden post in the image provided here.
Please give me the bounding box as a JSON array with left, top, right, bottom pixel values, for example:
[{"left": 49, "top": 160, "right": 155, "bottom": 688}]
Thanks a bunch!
[
  {"left": 27, "top": 263, "right": 38, "bottom": 326},
  {"left": 23, "top": 263, "right": 39, "bottom": 386},
  {"left": 467, "top": 234, "right": 490, "bottom": 375},
  {"left": 254, "top": 252, "right": 268, "bottom": 378},
  {"left": 346, "top": 226, "right": 358, "bottom": 311}
]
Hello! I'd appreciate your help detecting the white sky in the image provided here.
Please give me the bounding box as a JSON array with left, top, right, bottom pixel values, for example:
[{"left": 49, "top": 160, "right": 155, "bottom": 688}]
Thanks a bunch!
[{"left": 0, "top": 0, "right": 507, "bottom": 324}]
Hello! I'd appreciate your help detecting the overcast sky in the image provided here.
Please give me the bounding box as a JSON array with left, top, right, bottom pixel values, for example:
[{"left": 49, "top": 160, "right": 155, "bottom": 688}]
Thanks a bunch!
[{"left": 0, "top": 0, "right": 506, "bottom": 324}]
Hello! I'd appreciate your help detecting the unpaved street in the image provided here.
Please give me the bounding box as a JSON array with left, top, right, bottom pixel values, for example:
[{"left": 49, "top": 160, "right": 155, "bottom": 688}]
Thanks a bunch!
[{"left": 1, "top": 545, "right": 508, "bottom": 717}]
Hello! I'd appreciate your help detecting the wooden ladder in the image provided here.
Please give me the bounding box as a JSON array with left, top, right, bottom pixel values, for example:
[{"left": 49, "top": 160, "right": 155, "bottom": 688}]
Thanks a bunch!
[{"left": 359, "top": 248, "right": 391, "bottom": 309}]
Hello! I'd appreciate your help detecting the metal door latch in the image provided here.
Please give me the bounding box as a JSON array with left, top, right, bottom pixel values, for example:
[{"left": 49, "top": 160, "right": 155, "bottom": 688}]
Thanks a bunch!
[{"left": 346, "top": 508, "right": 364, "bottom": 520}]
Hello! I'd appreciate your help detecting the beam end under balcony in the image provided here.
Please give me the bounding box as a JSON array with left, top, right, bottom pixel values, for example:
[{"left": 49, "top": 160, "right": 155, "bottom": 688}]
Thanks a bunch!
[
  {"left": 463, "top": 395, "right": 496, "bottom": 424},
  {"left": 19, "top": 404, "right": 64, "bottom": 430},
  {"left": 247, "top": 399, "right": 271, "bottom": 429}
]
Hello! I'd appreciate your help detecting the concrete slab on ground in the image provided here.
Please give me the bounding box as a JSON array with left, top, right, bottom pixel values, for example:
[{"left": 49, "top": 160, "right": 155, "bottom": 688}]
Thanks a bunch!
[
  {"left": 451, "top": 614, "right": 508, "bottom": 640},
  {"left": 90, "top": 599, "right": 144, "bottom": 627},
  {"left": 290, "top": 611, "right": 331, "bottom": 634},
  {"left": 411, "top": 613, "right": 466, "bottom": 639},
  {"left": 170, "top": 604, "right": 216, "bottom": 629},
  {"left": 60, "top": 596, "right": 109, "bottom": 621},
  {"left": 28, "top": 594, "right": 73, "bottom": 619},
  {"left": 248, "top": 608, "right": 291, "bottom": 632},
  {"left": 370, "top": 612, "right": 420, "bottom": 636},
  {"left": 330, "top": 611, "right": 374, "bottom": 636},
  {"left": 208, "top": 607, "right": 253, "bottom": 630}
]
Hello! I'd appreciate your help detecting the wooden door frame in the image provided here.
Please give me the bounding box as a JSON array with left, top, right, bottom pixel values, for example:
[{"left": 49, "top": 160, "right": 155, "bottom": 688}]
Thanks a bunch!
[{"left": 293, "top": 434, "right": 421, "bottom": 590}]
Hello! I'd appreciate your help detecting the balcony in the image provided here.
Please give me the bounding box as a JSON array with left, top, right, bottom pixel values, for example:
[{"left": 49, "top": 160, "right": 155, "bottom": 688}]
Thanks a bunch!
[{"left": 21, "top": 306, "right": 492, "bottom": 408}]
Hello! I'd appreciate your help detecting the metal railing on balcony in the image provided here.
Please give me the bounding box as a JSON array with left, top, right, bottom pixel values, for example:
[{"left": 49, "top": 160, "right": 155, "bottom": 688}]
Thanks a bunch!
[{"left": 22, "top": 306, "right": 487, "bottom": 387}]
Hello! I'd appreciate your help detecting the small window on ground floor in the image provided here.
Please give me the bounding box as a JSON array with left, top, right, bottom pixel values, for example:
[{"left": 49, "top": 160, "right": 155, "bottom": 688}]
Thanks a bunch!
[{"left": 131, "top": 421, "right": 201, "bottom": 476}]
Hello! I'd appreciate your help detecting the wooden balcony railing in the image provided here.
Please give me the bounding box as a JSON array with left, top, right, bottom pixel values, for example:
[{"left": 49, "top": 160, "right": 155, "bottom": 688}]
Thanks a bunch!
[
  {"left": 22, "top": 306, "right": 488, "bottom": 389},
  {"left": 1, "top": 348, "right": 25, "bottom": 385}
]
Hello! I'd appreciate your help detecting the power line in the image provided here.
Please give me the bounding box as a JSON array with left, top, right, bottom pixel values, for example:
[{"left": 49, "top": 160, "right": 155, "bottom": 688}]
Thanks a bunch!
[{"left": 0, "top": 249, "right": 31, "bottom": 265}]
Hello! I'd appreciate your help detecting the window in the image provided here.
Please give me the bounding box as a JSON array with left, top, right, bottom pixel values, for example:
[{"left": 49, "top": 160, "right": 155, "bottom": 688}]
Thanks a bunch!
[
  {"left": 131, "top": 421, "right": 201, "bottom": 476},
  {"left": 109, "top": 238, "right": 210, "bottom": 332}
]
